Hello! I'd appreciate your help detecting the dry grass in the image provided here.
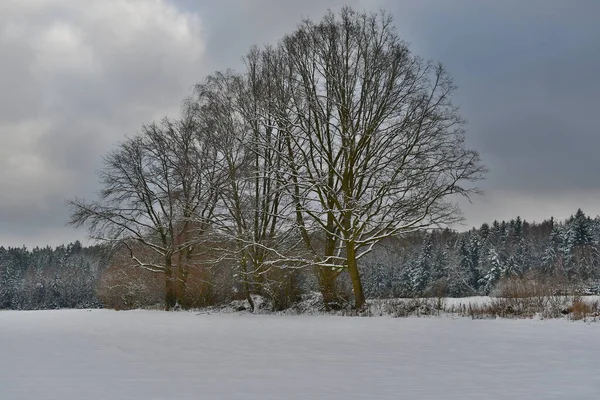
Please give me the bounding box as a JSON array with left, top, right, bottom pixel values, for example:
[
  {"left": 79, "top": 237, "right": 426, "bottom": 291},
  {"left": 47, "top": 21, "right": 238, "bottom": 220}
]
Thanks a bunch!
[
  {"left": 354, "top": 295, "right": 599, "bottom": 321},
  {"left": 569, "top": 297, "right": 599, "bottom": 321},
  {"left": 344, "top": 273, "right": 600, "bottom": 321}
]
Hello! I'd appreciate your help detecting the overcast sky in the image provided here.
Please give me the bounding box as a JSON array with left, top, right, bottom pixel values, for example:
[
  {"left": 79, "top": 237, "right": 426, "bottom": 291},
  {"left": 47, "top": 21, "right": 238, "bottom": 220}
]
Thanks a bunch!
[{"left": 0, "top": 0, "right": 599, "bottom": 247}]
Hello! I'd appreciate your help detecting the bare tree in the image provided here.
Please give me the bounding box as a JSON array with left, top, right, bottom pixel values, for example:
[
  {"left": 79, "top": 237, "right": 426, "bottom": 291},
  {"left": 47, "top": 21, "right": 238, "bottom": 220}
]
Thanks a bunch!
[
  {"left": 68, "top": 117, "right": 219, "bottom": 309},
  {"left": 187, "top": 60, "right": 301, "bottom": 310},
  {"left": 273, "top": 7, "right": 485, "bottom": 308},
  {"left": 67, "top": 6, "right": 485, "bottom": 311}
]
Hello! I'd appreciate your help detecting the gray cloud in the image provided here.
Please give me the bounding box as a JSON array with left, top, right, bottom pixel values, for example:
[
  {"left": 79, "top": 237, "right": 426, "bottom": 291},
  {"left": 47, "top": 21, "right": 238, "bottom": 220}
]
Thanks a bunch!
[
  {"left": 0, "top": 0, "right": 204, "bottom": 246},
  {"left": 374, "top": 0, "right": 600, "bottom": 227},
  {"left": 1, "top": 0, "right": 599, "bottom": 246},
  {"left": 168, "top": 0, "right": 600, "bottom": 228}
]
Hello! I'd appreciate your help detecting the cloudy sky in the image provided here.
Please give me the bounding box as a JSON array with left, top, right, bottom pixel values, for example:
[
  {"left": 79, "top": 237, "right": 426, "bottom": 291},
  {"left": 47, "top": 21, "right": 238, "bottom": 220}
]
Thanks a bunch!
[{"left": 0, "top": 0, "right": 598, "bottom": 247}]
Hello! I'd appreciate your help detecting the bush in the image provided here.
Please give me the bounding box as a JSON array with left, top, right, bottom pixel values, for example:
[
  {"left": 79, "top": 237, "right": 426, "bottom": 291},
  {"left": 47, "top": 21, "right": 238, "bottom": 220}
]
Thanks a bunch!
[
  {"left": 97, "top": 266, "right": 164, "bottom": 310},
  {"left": 259, "top": 268, "right": 306, "bottom": 311},
  {"left": 179, "top": 264, "right": 232, "bottom": 309},
  {"left": 483, "top": 273, "right": 573, "bottom": 318},
  {"left": 568, "top": 297, "right": 600, "bottom": 321}
]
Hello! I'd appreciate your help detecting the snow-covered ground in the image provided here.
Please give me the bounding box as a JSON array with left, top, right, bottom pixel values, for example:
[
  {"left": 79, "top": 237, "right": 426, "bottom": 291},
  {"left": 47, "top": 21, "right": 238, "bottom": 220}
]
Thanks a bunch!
[
  {"left": 1, "top": 310, "right": 599, "bottom": 399},
  {"left": 442, "top": 295, "right": 600, "bottom": 309}
]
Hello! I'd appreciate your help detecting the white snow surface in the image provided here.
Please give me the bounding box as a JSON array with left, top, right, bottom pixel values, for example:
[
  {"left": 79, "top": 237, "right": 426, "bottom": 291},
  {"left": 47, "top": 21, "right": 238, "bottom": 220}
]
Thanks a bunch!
[{"left": 1, "top": 309, "right": 599, "bottom": 399}]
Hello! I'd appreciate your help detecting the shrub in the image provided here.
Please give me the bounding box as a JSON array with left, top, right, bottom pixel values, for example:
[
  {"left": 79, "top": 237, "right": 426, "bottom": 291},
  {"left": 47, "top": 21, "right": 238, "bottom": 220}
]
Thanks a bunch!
[
  {"left": 259, "top": 268, "right": 305, "bottom": 311},
  {"left": 179, "top": 264, "right": 230, "bottom": 309},
  {"left": 97, "top": 266, "right": 163, "bottom": 310},
  {"left": 569, "top": 296, "right": 597, "bottom": 320}
]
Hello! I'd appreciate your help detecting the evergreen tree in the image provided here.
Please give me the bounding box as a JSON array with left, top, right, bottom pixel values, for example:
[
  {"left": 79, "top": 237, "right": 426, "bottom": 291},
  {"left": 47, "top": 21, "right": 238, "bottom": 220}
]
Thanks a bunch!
[
  {"left": 467, "top": 235, "right": 481, "bottom": 291},
  {"left": 570, "top": 208, "right": 592, "bottom": 247},
  {"left": 410, "top": 233, "right": 434, "bottom": 294},
  {"left": 482, "top": 247, "right": 502, "bottom": 294}
]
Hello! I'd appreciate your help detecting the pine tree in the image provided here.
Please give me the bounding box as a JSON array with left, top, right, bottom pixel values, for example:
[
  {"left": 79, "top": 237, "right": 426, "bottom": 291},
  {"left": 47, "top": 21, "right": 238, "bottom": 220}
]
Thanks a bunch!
[
  {"left": 430, "top": 244, "right": 449, "bottom": 293},
  {"left": 483, "top": 247, "right": 502, "bottom": 294},
  {"left": 468, "top": 235, "right": 481, "bottom": 291},
  {"left": 568, "top": 209, "right": 594, "bottom": 280},
  {"left": 569, "top": 209, "right": 591, "bottom": 246},
  {"left": 479, "top": 223, "right": 490, "bottom": 241},
  {"left": 410, "top": 233, "right": 434, "bottom": 295}
]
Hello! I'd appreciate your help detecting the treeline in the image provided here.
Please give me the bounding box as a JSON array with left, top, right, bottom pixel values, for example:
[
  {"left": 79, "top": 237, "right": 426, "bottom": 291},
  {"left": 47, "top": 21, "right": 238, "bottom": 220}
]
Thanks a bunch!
[
  {"left": 1, "top": 210, "right": 598, "bottom": 311},
  {"left": 361, "top": 209, "right": 600, "bottom": 299},
  {"left": 0, "top": 242, "right": 107, "bottom": 310}
]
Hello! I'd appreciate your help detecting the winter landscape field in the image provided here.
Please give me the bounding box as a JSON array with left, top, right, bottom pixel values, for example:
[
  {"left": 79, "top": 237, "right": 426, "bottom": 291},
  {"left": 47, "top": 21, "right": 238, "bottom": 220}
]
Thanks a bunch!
[
  {"left": 2, "top": 2, "right": 600, "bottom": 400},
  {"left": 1, "top": 309, "right": 599, "bottom": 400}
]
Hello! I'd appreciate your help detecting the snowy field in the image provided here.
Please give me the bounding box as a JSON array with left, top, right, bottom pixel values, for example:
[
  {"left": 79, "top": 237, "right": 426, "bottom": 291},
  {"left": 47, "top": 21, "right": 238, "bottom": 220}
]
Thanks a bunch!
[{"left": 1, "top": 310, "right": 599, "bottom": 400}]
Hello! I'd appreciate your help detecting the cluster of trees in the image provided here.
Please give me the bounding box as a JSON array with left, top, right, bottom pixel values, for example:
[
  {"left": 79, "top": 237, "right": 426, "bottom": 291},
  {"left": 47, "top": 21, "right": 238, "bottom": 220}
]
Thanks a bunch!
[
  {"left": 361, "top": 209, "right": 600, "bottom": 299},
  {"left": 1, "top": 209, "right": 599, "bottom": 311},
  {"left": 2, "top": 210, "right": 599, "bottom": 311},
  {"left": 68, "top": 7, "right": 484, "bottom": 310},
  {"left": 0, "top": 242, "right": 106, "bottom": 309}
]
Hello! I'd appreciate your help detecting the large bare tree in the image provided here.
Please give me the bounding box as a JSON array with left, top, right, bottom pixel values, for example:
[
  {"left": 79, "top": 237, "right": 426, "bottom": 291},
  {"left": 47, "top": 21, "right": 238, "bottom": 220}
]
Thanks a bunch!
[
  {"left": 274, "top": 7, "right": 485, "bottom": 308},
  {"left": 68, "top": 117, "right": 219, "bottom": 309},
  {"left": 187, "top": 59, "right": 302, "bottom": 310},
  {"left": 68, "top": 6, "right": 485, "bottom": 311}
]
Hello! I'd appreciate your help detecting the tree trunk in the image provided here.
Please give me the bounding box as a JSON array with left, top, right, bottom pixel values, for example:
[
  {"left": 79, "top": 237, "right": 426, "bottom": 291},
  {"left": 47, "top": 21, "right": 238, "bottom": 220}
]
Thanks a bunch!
[
  {"left": 317, "top": 214, "right": 343, "bottom": 310},
  {"left": 176, "top": 247, "right": 190, "bottom": 308},
  {"left": 176, "top": 264, "right": 189, "bottom": 308},
  {"left": 317, "top": 266, "right": 340, "bottom": 310},
  {"left": 240, "top": 255, "right": 255, "bottom": 312},
  {"left": 164, "top": 258, "right": 177, "bottom": 311},
  {"left": 346, "top": 240, "right": 365, "bottom": 309}
]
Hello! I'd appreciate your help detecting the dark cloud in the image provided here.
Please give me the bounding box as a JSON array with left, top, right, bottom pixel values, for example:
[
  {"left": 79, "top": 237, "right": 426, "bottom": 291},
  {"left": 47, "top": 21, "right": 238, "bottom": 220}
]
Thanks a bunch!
[
  {"left": 176, "top": 0, "right": 383, "bottom": 72},
  {"left": 173, "top": 0, "right": 600, "bottom": 228},
  {"left": 374, "top": 0, "right": 600, "bottom": 226},
  {"left": 0, "top": 0, "right": 204, "bottom": 247},
  {"left": 1, "top": 0, "right": 599, "bottom": 246}
]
